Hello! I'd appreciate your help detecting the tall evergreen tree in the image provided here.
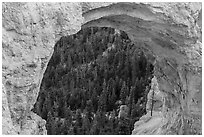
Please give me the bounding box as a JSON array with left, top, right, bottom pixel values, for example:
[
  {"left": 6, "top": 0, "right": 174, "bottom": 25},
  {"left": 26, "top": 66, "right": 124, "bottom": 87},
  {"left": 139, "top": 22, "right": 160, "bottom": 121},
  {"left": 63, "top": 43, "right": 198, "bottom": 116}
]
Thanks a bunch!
[{"left": 120, "top": 81, "right": 128, "bottom": 104}]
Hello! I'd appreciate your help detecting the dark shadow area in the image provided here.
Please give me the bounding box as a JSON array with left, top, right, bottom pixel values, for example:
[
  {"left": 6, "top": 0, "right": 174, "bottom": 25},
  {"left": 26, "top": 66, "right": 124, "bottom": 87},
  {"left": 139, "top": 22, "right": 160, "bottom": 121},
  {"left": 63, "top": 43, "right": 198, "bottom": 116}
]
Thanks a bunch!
[{"left": 32, "top": 27, "right": 154, "bottom": 135}]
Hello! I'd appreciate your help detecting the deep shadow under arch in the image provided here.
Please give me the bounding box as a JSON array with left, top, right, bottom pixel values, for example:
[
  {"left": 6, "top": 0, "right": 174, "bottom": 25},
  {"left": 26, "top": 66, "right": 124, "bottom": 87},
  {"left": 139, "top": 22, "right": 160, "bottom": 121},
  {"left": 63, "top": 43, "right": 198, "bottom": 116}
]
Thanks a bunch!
[{"left": 33, "top": 26, "right": 154, "bottom": 135}]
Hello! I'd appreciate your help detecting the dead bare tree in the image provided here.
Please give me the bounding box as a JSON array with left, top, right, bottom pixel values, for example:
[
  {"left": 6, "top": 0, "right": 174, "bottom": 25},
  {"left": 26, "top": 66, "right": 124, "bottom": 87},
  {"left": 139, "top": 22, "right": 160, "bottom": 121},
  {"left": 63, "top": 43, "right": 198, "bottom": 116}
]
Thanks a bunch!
[{"left": 150, "top": 90, "right": 154, "bottom": 116}]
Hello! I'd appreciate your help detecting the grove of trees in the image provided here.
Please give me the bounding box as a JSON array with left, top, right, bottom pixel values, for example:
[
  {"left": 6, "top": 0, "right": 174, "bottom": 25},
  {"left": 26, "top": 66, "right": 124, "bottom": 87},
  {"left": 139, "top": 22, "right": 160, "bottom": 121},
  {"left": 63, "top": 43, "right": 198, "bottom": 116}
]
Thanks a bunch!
[{"left": 32, "top": 27, "right": 154, "bottom": 135}]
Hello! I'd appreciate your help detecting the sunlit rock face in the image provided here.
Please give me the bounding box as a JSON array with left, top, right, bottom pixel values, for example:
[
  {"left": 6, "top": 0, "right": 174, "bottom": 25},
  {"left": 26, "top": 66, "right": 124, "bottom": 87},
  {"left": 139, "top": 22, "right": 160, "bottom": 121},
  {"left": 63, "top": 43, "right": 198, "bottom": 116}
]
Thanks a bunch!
[
  {"left": 2, "top": 2, "right": 83, "bottom": 134},
  {"left": 82, "top": 2, "right": 202, "bottom": 135},
  {"left": 2, "top": 2, "right": 201, "bottom": 135}
]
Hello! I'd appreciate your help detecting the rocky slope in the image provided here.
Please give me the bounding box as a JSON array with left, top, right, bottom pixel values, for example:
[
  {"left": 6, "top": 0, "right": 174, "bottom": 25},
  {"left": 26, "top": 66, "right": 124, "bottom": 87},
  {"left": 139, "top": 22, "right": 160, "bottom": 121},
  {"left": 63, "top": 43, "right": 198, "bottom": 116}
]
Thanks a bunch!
[{"left": 2, "top": 2, "right": 202, "bottom": 135}]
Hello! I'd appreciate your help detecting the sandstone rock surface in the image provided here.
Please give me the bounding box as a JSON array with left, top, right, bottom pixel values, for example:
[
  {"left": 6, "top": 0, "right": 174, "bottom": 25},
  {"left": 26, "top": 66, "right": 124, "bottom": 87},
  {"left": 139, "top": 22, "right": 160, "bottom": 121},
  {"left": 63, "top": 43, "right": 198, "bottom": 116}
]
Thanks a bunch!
[{"left": 2, "top": 2, "right": 202, "bottom": 135}]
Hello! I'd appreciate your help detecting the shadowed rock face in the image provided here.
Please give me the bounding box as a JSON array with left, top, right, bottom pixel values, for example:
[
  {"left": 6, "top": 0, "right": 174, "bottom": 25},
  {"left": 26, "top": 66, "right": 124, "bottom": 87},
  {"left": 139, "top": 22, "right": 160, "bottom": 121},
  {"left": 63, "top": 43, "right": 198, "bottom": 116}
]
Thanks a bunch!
[{"left": 2, "top": 2, "right": 202, "bottom": 135}]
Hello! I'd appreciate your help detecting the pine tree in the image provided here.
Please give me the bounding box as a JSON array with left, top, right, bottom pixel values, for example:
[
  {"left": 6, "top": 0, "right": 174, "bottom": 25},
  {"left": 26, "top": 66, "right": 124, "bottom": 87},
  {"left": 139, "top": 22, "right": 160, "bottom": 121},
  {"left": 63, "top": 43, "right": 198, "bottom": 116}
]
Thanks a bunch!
[
  {"left": 128, "top": 86, "right": 135, "bottom": 116},
  {"left": 130, "top": 102, "right": 137, "bottom": 119},
  {"left": 46, "top": 111, "right": 53, "bottom": 134},
  {"left": 118, "top": 116, "right": 130, "bottom": 135},
  {"left": 110, "top": 85, "right": 117, "bottom": 110},
  {"left": 85, "top": 100, "right": 93, "bottom": 122},
  {"left": 82, "top": 109, "right": 91, "bottom": 134},
  {"left": 98, "top": 91, "right": 107, "bottom": 111},
  {"left": 74, "top": 109, "right": 82, "bottom": 134},
  {"left": 46, "top": 110, "right": 58, "bottom": 135},
  {"left": 99, "top": 80, "right": 107, "bottom": 111},
  {"left": 90, "top": 115, "right": 99, "bottom": 135},
  {"left": 120, "top": 81, "right": 127, "bottom": 104}
]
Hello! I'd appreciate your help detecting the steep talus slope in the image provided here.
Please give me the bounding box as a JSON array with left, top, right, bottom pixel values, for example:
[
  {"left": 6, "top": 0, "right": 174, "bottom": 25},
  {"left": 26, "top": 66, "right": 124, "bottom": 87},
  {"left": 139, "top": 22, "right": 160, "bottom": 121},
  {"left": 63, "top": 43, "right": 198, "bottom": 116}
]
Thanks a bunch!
[{"left": 2, "top": 2, "right": 202, "bottom": 135}]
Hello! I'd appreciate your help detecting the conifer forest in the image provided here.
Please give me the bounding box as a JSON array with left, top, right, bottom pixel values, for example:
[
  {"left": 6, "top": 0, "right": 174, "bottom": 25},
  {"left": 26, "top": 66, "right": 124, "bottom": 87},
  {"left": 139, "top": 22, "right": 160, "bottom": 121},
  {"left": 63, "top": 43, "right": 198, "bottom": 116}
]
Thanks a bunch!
[{"left": 33, "top": 27, "right": 154, "bottom": 135}]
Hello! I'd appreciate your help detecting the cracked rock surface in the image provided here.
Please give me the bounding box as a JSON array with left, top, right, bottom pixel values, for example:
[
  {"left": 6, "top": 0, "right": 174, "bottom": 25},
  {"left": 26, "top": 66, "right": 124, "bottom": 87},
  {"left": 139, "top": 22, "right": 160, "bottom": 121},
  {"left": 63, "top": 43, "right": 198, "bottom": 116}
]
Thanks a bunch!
[
  {"left": 2, "top": 2, "right": 83, "bottom": 134},
  {"left": 2, "top": 2, "right": 202, "bottom": 135}
]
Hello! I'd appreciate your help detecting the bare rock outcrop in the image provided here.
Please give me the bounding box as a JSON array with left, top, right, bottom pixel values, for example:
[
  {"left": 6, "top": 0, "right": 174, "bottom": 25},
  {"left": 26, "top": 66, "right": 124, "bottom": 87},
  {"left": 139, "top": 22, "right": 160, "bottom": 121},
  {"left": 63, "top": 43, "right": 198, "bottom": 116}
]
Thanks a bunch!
[
  {"left": 2, "top": 2, "right": 202, "bottom": 135},
  {"left": 118, "top": 105, "right": 129, "bottom": 119},
  {"left": 2, "top": 2, "right": 83, "bottom": 134},
  {"left": 82, "top": 2, "right": 202, "bottom": 134}
]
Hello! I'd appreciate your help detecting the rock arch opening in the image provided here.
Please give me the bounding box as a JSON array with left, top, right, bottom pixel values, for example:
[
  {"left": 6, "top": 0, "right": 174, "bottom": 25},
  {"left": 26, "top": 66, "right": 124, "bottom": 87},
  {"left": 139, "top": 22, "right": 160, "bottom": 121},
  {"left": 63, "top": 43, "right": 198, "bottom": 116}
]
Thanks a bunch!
[
  {"left": 32, "top": 26, "right": 155, "bottom": 135},
  {"left": 2, "top": 2, "right": 201, "bottom": 135}
]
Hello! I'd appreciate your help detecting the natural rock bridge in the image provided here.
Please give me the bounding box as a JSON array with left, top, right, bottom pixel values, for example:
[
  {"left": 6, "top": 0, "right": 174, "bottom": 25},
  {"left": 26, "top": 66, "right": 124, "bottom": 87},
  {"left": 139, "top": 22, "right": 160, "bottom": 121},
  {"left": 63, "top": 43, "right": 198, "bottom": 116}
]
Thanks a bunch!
[{"left": 2, "top": 2, "right": 202, "bottom": 134}]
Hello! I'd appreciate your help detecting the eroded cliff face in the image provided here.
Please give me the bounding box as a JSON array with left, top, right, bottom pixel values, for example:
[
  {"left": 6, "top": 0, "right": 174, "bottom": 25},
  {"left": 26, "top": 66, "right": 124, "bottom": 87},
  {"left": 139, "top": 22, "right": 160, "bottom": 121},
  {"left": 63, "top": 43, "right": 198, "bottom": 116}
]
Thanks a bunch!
[
  {"left": 2, "top": 2, "right": 202, "bottom": 135},
  {"left": 82, "top": 2, "right": 202, "bottom": 134},
  {"left": 2, "top": 2, "right": 83, "bottom": 134}
]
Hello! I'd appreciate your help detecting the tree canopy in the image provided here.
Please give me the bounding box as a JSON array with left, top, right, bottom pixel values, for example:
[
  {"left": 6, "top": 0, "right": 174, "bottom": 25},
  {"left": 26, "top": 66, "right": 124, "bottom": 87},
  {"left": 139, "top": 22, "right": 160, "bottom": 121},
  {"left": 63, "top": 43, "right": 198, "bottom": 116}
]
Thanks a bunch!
[{"left": 32, "top": 27, "right": 154, "bottom": 135}]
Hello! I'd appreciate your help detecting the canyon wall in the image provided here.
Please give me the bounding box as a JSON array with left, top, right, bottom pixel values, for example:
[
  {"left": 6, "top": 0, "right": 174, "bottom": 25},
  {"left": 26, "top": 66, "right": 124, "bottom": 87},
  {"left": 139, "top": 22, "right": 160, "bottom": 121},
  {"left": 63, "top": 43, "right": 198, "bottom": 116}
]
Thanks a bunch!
[
  {"left": 2, "top": 2, "right": 83, "bottom": 134},
  {"left": 2, "top": 2, "right": 202, "bottom": 135}
]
